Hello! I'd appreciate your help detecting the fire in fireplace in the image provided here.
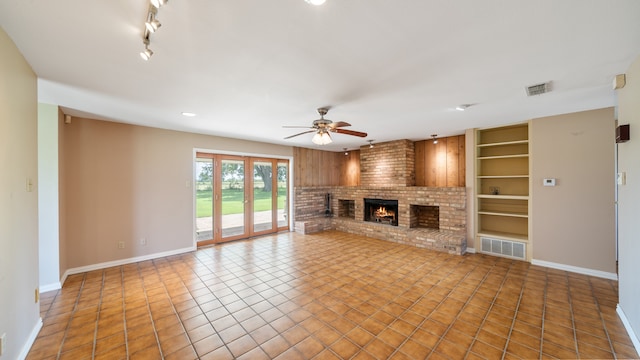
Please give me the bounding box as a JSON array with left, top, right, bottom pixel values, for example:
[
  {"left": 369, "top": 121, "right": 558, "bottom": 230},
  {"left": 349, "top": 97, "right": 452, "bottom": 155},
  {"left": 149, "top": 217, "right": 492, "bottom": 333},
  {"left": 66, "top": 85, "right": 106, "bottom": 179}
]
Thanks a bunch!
[{"left": 364, "top": 198, "right": 398, "bottom": 226}]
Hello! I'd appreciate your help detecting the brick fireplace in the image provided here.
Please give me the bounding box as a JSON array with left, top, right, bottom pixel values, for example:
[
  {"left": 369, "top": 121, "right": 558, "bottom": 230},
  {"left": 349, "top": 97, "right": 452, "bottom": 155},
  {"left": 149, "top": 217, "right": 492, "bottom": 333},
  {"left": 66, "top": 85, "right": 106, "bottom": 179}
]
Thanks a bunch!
[
  {"left": 364, "top": 198, "right": 398, "bottom": 226},
  {"left": 293, "top": 139, "right": 467, "bottom": 255}
]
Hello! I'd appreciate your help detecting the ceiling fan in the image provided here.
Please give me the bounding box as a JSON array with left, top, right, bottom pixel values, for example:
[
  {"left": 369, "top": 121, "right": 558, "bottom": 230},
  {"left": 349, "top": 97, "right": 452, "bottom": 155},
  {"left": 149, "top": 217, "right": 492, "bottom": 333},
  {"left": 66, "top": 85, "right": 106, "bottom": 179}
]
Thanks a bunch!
[{"left": 283, "top": 107, "right": 368, "bottom": 145}]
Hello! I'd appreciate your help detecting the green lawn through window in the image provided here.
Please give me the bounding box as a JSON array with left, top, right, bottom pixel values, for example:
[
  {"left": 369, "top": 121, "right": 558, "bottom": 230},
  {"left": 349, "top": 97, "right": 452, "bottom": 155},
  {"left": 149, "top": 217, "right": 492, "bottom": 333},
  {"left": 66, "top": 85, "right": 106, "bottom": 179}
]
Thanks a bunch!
[{"left": 196, "top": 188, "right": 287, "bottom": 217}]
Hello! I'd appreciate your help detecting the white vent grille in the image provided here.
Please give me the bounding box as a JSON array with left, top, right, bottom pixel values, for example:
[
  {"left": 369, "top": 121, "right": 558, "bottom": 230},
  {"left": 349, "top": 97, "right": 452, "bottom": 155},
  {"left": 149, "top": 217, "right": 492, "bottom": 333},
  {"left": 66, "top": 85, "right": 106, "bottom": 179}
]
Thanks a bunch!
[
  {"left": 525, "top": 82, "right": 551, "bottom": 96},
  {"left": 481, "top": 237, "right": 526, "bottom": 260}
]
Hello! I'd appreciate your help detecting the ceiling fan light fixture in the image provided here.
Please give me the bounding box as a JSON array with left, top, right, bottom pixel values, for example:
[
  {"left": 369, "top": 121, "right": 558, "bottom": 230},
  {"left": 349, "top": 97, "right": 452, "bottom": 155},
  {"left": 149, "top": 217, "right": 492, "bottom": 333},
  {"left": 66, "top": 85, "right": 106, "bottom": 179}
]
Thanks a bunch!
[{"left": 312, "top": 131, "right": 332, "bottom": 145}]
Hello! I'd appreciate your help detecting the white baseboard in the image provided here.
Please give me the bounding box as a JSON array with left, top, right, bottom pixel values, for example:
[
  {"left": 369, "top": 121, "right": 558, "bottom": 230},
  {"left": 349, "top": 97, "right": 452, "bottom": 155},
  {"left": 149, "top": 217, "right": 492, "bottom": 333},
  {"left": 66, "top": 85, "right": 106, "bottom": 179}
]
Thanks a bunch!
[
  {"left": 60, "top": 246, "right": 196, "bottom": 286},
  {"left": 617, "top": 304, "right": 640, "bottom": 355},
  {"left": 18, "top": 317, "right": 42, "bottom": 360},
  {"left": 466, "top": 247, "right": 476, "bottom": 254},
  {"left": 39, "top": 282, "right": 61, "bottom": 293},
  {"left": 531, "top": 259, "right": 618, "bottom": 280}
]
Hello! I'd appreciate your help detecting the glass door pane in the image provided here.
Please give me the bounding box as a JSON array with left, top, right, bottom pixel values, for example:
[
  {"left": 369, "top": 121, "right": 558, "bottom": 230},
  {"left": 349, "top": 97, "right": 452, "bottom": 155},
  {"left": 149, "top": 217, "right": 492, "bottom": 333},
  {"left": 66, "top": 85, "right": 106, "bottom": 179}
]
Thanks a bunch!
[
  {"left": 195, "top": 158, "right": 214, "bottom": 242},
  {"left": 221, "top": 159, "right": 245, "bottom": 238},
  {"left": 253, "top": 161, "right": 273, "bottom": 233},
  {"left": 277, "top": 162, "right": 289, "bottom": 228}
]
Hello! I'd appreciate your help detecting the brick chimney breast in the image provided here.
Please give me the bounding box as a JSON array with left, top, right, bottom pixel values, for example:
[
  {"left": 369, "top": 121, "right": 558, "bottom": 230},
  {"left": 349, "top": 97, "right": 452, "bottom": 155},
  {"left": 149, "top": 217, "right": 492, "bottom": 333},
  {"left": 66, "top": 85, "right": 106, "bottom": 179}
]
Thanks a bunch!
[{"left": 360, "top": 139, "right": 415, "bottom": 187}]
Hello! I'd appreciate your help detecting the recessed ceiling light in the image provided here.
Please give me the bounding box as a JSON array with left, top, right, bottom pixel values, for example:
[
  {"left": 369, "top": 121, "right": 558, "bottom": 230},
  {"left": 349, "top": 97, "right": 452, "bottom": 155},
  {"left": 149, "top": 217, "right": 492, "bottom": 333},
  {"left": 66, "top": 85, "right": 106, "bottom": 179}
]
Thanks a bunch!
[
  {"left": 305, "top": 0, "right": 326, "bottom": 5},
  {"left": 181, "top": 112, "right": 196, "bottom": 117}
]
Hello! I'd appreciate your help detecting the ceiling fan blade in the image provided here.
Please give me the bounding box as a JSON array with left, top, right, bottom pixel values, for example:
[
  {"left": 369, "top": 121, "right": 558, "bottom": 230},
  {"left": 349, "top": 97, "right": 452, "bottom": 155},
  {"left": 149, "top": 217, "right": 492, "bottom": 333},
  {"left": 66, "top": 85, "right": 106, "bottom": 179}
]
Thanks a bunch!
[
  {"left": 332, "top": 128, "right": 368, "bottom": 137},
  {"left": 284, "top": 130, "right": 316, "bottom": 139},
  {"left": 282, "top": 125, "right": 314, "bottom": 129},
  {"left": 328, "top": 121, "right": 351, "bottom": 129}
]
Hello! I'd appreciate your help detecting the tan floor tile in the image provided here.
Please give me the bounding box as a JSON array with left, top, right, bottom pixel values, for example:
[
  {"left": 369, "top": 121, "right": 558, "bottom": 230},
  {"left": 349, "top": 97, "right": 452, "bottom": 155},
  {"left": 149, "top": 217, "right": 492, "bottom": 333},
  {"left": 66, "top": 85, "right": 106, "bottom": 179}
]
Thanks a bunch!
[
  {"left": 93, "top": 344, "right": 126, "bottom": 360},
  {"left": 58, "top": 343, "right": 93, "bottom": 360},
  {"left": 227, "top": 334, "right": 259, "bottom": 357},
  {"left": 25, "top": 232, "right": 639, "bottom": 360},
  {"left": 331, "top": 337, "right": 360, "bottom": 359},
  {"left": 261, "top": 334, "right": 290, "bottom": 358},
  {"left": 130, "top": 345, "right": 162, "bottom": 360},
  {"left": 193, "top": 333, "right": 224, "bottom": 356}
]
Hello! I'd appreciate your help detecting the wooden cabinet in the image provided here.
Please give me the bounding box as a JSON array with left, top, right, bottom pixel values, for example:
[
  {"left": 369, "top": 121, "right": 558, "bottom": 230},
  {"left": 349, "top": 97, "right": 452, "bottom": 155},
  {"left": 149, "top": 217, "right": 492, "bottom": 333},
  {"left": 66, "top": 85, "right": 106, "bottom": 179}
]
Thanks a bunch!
[{"left": 475, "top": 123, "right": 531, "bottom": 260}]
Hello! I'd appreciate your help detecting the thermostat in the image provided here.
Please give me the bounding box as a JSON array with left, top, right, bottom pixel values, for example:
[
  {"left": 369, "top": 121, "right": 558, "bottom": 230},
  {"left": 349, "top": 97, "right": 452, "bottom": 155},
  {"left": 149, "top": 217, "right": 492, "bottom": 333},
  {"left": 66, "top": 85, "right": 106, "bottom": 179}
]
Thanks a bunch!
[{"left": 543, "top": 178, "right": 556, "bottom": 186}]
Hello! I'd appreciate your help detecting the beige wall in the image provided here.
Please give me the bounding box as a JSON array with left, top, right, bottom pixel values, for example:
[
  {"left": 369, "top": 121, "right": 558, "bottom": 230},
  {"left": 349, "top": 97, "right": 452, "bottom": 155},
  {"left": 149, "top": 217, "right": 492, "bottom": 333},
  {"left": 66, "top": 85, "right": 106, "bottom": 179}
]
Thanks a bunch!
[
  {"left": 0, "top": 27, "right": 41, "bottom": 359},
  {"left": 617, "top": 55, "right": 640, "bottom": 349},
  {"left": 531, "top": 108, "right": 616, "bottom": 273},
  {"left": 61, "top": 117, "right": 293, "bottom": 271}
]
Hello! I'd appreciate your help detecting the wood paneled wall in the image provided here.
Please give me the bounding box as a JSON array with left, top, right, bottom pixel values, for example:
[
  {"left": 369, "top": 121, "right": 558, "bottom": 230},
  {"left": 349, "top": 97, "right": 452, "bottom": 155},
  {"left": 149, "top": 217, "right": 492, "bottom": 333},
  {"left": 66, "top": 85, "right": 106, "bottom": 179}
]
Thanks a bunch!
[
  {"left": 294, "top": 134, "right": 464, "bottom": 187},
  {"left": 340, "top": 150, "right": 361, "bottom": 186},
  {"left": 415, "top": 135, "right": 465, "bottom": 187},
  {"left": 293, "top": 147, "right": 360, "bottom": 186}
]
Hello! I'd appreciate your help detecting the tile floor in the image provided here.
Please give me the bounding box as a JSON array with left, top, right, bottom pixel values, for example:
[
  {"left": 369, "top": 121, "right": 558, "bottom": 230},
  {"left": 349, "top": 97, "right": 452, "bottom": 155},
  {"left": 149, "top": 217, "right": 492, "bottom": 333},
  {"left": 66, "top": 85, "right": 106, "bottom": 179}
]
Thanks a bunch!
[{"left": 27, "top": 230, "right": 639, "bottom": 359}]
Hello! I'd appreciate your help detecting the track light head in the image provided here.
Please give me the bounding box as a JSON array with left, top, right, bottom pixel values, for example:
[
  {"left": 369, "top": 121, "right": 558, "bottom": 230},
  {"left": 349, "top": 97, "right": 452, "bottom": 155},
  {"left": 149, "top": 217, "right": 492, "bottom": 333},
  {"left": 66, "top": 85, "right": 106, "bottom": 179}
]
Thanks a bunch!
[
  {"left": 431, "top": 134, "right": 438, "bottom": 144},
  {"left": 145, "top": 17, "right": 161, "bottom": 32},
  {"left": 150, "top": 0, "right": 168, "bottom": 8},
  {"left": 140, "top": 47, "right": 153, "bottom": 61}
]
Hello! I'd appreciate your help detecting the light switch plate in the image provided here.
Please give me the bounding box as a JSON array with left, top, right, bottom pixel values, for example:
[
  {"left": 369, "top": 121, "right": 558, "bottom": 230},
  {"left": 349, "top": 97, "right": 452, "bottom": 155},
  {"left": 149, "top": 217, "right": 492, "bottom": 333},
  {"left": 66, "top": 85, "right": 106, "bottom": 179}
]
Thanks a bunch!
[{"left": 543, "top": 178, "right": 556, "bottom": 186}]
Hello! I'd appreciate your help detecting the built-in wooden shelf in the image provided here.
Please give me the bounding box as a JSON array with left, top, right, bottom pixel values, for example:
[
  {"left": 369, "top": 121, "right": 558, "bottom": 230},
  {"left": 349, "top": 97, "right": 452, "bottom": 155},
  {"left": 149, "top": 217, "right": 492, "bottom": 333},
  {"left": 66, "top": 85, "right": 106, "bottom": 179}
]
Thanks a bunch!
[
  {"left": 477, "top": 154, "right": 528, "bottom": 160},
  {"left": 477, "top": 210, "right": 528, "bottom": 218},
  {"left": 477, "top": 194, "right": 528, "bottom": 200},
  {"left": 475, "top": 122, "right": 531, "bottom": 260}
]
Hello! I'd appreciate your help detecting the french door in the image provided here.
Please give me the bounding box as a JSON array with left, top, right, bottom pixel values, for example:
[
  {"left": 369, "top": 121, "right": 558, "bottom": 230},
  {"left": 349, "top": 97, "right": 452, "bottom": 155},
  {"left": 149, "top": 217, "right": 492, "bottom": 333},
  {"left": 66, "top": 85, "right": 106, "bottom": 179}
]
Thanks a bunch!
[{"left": 195, "top": 153, "right": 289, "bottom": 246}]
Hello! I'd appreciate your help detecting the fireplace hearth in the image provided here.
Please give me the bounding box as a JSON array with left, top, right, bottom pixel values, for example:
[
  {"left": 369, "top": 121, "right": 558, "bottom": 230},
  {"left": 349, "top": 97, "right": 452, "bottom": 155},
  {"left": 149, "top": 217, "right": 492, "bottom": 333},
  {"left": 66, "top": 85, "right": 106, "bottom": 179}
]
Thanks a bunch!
[{"left": 364, "top": 198, "right": 398, "bottom": 226}]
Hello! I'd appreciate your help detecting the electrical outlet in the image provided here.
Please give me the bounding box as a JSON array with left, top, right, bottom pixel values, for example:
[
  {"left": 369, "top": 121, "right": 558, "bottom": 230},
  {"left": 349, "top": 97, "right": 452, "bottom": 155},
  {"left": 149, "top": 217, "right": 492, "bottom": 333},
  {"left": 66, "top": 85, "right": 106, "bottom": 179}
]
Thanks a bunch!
[
  {"left": 0, "top": 333, "right": 6, "bottom": 356},
  {"left": 140, "top": 237, "right": 147, "bottom": 246},
  {"left": 118, "top": 241, "right": 125, "bottom": 249}
]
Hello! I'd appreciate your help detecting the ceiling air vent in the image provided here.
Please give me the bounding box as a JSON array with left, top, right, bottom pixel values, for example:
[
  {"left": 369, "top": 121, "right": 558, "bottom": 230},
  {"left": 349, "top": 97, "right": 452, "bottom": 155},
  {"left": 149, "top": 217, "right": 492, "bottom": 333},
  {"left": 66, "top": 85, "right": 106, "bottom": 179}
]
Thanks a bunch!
[{"left": 525, "top": 82, "right": 551, "bottom": 96}]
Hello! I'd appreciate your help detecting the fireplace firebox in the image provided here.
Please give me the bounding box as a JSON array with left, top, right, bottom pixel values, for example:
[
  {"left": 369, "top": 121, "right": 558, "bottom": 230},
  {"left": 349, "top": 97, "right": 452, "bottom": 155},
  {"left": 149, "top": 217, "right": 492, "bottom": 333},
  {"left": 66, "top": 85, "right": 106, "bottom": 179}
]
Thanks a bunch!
[{"left": 364, "top": 198, "right": 398, "bottom": 226}]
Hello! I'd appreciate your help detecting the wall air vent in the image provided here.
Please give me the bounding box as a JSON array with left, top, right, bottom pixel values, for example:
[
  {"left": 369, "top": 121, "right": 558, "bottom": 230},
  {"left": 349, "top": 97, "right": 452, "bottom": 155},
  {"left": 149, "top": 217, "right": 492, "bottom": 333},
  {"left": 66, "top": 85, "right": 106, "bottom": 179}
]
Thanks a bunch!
[
  {"left": 525, "top": 82, "right": 551, "bottom": 96},
  {"left": 480, "top": 237, "right": 526, "bottom": 260}
]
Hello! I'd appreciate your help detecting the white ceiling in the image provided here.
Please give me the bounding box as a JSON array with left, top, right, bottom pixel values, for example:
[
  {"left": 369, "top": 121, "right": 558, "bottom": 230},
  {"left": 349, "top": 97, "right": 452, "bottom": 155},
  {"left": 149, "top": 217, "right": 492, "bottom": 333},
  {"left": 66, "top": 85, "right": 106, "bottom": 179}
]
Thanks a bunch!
[{"left": 2, "top": 0, "right": 639, "bottom": 151}]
